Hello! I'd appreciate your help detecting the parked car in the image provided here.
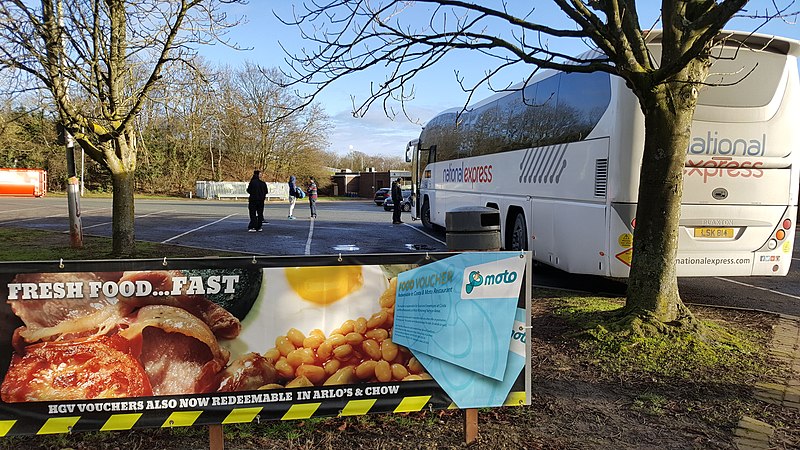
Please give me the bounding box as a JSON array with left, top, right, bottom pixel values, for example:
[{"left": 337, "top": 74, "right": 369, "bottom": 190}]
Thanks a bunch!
[
  {"left": 383, "top": 190, "right": 413, "bottom": 212},
  {"left": 373, "top": 188, "right": 391, "bottom": 205}
]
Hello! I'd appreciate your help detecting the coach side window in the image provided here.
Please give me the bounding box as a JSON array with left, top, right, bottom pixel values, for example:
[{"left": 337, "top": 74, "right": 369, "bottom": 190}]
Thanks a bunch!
[{"left": 557, "top": 71, "right": 612, "bottom": 141}]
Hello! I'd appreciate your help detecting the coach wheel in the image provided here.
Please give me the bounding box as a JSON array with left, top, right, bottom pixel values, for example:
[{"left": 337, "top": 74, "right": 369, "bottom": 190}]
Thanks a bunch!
[
  {"left": 402, "top": 202, "right": 411, "bottom": 212},
  {"left": 421, "top": 200, "right": 432, "bottom": 229},
  {"left": 510, "top": 212, "right": 528, "bottom": 251}
]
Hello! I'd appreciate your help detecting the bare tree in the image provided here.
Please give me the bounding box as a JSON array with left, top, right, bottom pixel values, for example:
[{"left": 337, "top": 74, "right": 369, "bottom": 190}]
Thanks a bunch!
[
  {"left": 278, "top": 1, "right": 797, "bottom": 331},
  {"left": 0, "top": 0, "right": 245, "bottom": 255}
]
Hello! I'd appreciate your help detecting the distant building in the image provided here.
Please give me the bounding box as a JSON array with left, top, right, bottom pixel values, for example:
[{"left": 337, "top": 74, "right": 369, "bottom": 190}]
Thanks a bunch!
[{"left": 330, "top": 168, "right": 410, "bottom": 198}]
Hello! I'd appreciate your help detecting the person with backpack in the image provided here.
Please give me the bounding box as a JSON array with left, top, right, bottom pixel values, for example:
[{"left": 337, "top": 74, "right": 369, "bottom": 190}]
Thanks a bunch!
[
  {"left": 246, "top": 170, "right": 268, "bottom": 232},
  {"left": 287, "top": 175, "right": 299, "bottom": 219},
  {"left": 307, "top": 176, "right": 318, "bottom": 218}
]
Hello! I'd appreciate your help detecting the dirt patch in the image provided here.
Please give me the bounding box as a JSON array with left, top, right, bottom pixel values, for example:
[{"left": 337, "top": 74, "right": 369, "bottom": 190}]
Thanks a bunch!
[{"left": 1, "top": 299, "right": 798, "bottom": 450}]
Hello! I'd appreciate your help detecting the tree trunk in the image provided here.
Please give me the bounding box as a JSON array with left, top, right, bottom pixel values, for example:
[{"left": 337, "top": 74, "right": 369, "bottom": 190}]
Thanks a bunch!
[
  {"left": 111, "top": 170, "right": 136, "bottom": 257},
  {"left": 625, "top": 63, "right": 708, "bottom": 324}
]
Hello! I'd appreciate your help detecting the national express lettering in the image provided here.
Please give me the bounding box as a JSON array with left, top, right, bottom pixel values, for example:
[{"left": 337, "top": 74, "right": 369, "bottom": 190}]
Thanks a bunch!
[
  {"left": 684, "top": 159, "right": 764, "bottom": 183},
  {"left": 687, "top": 132, "right": 766, "bottom": 157},
  {"left": 442, "top": 162, "right": 493, "bottom": 184}
]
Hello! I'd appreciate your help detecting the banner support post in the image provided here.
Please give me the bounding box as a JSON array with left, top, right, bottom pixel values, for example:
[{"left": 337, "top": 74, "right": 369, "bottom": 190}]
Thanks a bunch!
[{"left": 209, "top": 424, "right": 224, "bottom": 450}]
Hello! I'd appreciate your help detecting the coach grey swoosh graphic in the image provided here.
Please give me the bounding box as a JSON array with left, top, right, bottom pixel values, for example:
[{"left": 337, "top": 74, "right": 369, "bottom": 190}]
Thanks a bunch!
[{"left": 518, "top": 143, "right": 569, "bottom": 184}]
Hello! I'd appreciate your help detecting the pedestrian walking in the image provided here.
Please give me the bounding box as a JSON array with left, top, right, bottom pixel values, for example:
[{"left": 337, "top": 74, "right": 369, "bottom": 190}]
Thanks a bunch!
[
  {"left": 307, "top": 176, "right": 318, "bottom": 218},
  {"left": 247, "top": 170, "right": 268, "bottom": 232},
  {"left": 391, "top": 178, "right": 403, "bottom": 225},
  {"left": 288, "top": 175, "right": 298, "bottom": 219}
]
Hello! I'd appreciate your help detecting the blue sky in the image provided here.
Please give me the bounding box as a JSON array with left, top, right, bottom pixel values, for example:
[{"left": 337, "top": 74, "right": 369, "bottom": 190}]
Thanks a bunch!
[{"left": 198, "top": 2, "right": 799, "bottom": 158}]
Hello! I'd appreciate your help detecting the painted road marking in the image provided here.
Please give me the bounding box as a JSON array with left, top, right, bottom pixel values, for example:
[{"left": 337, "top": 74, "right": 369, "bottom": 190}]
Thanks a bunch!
[
  {"left": 78, "top": 209, "right": 173, "bottom": 231},
  {"left": 403, "top": 223, "right": 446, "bottom": 245},
  {"left": 304, "top": 218, "right": 315, "bottom": 255},
  {"left": 0, "top": 206, "right": 51, "bottom": 215},
  {"left": 161, "top": 214, "right": 236, "bottom": 243},
  {"left": 715, "top": 277, "right": 800, "bottom": 301},
  {"left": 1, "top": 207, "right": 110, "bottom": 224}
]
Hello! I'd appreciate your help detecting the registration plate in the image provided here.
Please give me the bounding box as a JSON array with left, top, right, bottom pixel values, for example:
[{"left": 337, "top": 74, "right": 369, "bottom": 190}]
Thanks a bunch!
[{"left": 693, "top": 227, "right": 734, "bottom": 238}]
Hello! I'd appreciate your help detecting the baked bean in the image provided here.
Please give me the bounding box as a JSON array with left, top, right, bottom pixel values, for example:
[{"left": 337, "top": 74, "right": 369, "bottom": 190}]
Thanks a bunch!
[
  {"left": 309, "top": 329, "right": 325, "bottom": 339},
  {"left": 287, "top": 348, "right": 315, "bottom": 368},
  {"left": 379, "top": 279, "right": 397, "bottom": 308},
  {"left": 365, "top": 328, "right": 389, "bottom": 342},
  {"left": 296, "top": 364, "right": 326, "bottom": 385},
  {"left": 401, "top": 374, "right": 423, "bottom": 381},
  {"left": 374, "top": 360, "right": 392, "bottom": 382},
  {"left": 355, "top": 360, "right": 377, "bottom": 380},
  {"left": 275, "top": 336, "right": 295, "bottom": 356},
  {"left": 332, "top": 344, "right": 354, "bottom": 360},
  {"left": 345, "top": 332, "right": 364, "bottom": 346},
  {"left": 340, "top": 319, "right": 355, "bottom": 334},
  {"left": 324, "top": 366, "right": 356, "bottom": 385},
  {"left": 408, "top": 357, "right": 425, "bottom": 374},
  {"left": 362, "top": 339, "right": 382, "bottom": 360},
  {"left": 391, "top": 363, "right": 409, "bottom": 380},
  {"left": 326, "top": 333, "right": 346, "bottom": 347},
  {"left": 287, "top": 328, "right": 306, "bottom": 347},
  {"left": 355, "top": 317, "right": 367, "bottom": 334},
  {"left": 275, "top": 358, "right": 294, "bottom": 379},
  {"left": 323, "top": 359, "right": 341, "bottom": 376},
  {"left": 381, "top": 339, "right": 399, "bottom": 362},
  {"left": 303, "top": 334, "right": 324, "bottom": 349},
  {"left": 367, "top": 310, "right": 388, "bottom": 329},
  {"left": 317, "top": 342, "right": 333, "bottom": 360},
  {"left": 263, "top": 348, "right": 280, "bottom": 363}
]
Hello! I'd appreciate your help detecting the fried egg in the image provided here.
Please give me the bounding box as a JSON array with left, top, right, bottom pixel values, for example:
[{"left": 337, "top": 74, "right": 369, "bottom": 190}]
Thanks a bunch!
[{"left": 229, "top": 265, "right": 389, "bottom": 356}]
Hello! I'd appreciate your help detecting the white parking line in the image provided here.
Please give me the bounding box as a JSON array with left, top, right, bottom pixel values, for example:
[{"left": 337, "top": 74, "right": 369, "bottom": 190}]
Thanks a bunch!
[
  {"left": 0, "top": 206, "right": 51, "bottom": 215},
  {"left": 305, "top": 219, "right": 315, "bottom": 255},
  {"left": 715, "top": 277, "right": 800, "bottom": 301},
  {"left": 3, "top": 207, "right": 110, "bottom": 224},
  {"left": 161, "top": 214, "right": 236, "bottom": 243},
  {"left": 80, "top": 209, "right": 173, "bottom": 230},
  {"left": 403, "top": 222, "right": 446, "bottom": 245}
]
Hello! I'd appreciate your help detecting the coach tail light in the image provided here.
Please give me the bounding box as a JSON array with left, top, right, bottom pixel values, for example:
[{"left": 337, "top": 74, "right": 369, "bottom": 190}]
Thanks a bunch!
[{"left": 774, "top": 219, "right": 791, "bottom": 241}]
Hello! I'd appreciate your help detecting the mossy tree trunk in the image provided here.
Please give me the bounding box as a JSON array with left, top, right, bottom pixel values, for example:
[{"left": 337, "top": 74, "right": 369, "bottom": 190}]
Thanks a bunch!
[{"left": 624, "top": 59, "right": 711, "bottom": 325}]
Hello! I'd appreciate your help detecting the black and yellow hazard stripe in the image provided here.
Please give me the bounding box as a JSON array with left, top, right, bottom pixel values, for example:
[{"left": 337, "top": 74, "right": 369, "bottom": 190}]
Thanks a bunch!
[{"left": 0, "top": 385, "right": 527, "bottom": 437}]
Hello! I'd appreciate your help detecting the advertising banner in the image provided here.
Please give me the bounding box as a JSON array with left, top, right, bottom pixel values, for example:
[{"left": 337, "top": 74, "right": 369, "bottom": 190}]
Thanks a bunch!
[{"left": 0, "top": 252, "right": 530, "bottom": 436}]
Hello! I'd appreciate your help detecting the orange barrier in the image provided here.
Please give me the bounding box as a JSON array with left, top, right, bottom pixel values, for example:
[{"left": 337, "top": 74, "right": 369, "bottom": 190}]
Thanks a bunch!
[{"left": 0, "top": 168, "right": 47, "bottom": 197}]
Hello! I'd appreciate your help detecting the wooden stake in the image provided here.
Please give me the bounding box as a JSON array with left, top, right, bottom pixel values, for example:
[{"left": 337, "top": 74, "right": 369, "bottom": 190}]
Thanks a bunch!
[
  {"left": 209, "top": 424, "right": 225, "bottom": 450},
  {"left": 465, "top": 408, "right": 478, "bottom": 444}
]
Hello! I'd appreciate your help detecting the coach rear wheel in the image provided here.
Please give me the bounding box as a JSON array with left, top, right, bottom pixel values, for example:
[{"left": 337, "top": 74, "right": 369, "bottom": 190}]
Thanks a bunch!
[{"left": 509, "top": 212, "right": 528, "bottom": 251}]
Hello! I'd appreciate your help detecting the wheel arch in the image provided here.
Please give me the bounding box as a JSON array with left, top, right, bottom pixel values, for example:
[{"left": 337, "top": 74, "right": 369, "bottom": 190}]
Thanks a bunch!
[{"left": 505, "top": 205, "right": 527, "bottom": 250}]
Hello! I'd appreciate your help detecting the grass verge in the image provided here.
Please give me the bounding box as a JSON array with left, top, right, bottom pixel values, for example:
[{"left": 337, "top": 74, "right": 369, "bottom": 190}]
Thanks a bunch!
[
  {"left": 545, "top": 291, "right": 776, "bottom": 385},
  {"left": 0, "top": 226, "right": 241, "bottom": 261}
]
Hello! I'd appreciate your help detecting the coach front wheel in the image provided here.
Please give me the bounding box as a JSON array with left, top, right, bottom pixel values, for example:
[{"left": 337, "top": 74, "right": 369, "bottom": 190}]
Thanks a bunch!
[{"left": 421, "top": 200, "right": 432, "bottom": 229}]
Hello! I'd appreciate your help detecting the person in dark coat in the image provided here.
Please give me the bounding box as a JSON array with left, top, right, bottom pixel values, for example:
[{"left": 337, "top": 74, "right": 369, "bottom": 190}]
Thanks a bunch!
[
  {"left": 391, "top": 178, "right": 403, "bottom": 224},
  {"left": 247, "top": 170, "right": 268, "bottom": 232}
]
